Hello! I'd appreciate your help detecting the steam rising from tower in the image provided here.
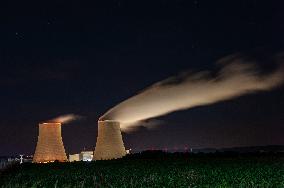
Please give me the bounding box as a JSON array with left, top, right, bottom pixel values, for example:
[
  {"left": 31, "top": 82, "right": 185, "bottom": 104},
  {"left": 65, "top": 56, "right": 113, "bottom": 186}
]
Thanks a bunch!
[
  {"left": 33, "top": 122, "right": 67, "bottom": 163},
  {"left": 101, "top": 54, "right": 284, "bottom": 131},
  {"left": 49, "top": 114, "right": 81, "bottom": 124}
]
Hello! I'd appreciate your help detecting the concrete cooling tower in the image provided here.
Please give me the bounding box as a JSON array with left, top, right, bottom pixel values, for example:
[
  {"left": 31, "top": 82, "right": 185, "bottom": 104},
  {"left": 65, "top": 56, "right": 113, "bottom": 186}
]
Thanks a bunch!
[
  {"left": 33, "top": 122, "right": 67, "bottom": 163},
  {"left": 93, "top": 120, "right": 126, "bottom": 160}
]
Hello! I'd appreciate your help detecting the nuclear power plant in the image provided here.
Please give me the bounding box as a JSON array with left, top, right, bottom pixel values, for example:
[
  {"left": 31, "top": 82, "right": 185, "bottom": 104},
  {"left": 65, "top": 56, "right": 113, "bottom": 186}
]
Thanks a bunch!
[
  {"left": 93, "top": 120, "right": 126, "bottom": 160},
  {"left": 33, "top": 122, "right": 67, "bottom": 163}
]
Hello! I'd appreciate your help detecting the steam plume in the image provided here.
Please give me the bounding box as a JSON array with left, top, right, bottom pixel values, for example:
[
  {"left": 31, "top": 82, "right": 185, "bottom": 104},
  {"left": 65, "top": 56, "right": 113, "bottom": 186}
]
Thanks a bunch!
[
  {"left": 48, "top": 114, "right": 82, "bottom": 124},
  {"left": 101, "top": 54, "right": 284, "bottom": 131}
]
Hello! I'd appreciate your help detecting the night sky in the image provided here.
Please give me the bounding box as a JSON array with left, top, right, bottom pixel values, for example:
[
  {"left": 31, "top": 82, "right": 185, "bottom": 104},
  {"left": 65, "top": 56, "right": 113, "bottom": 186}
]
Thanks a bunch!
[{"left": 1, "top": 0, "right": 284, "bottom": 156}]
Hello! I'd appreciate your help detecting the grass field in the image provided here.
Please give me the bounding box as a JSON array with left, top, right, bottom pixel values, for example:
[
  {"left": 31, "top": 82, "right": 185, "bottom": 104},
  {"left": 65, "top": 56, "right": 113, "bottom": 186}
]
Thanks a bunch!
[{"left": 0, "top": 153, "right": 283, "bottom": 188}]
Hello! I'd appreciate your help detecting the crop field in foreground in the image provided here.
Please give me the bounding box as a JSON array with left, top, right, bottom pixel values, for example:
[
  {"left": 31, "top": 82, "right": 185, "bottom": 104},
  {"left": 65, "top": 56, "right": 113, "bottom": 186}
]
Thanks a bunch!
[{"left": 0, "top": 153, "right": 283, "bottom": 188}]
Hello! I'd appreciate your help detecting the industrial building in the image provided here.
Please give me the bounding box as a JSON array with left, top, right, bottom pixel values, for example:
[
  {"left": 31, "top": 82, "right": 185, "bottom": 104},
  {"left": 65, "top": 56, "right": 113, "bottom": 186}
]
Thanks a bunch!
[
  {"left": 69, "top": 151, "right": 93, "bottom": 162},
  {"left": 33, "top": 122, "right": 67, "bottom": 163},
  {"left": 69, "top": 154, "right": 79, "bottom": 162},
  {"left": 93, "top": 120, "right": 126, "bottom": 160},
  {"left": 80, "top": 151, "right": 93, "bottom": 161}
]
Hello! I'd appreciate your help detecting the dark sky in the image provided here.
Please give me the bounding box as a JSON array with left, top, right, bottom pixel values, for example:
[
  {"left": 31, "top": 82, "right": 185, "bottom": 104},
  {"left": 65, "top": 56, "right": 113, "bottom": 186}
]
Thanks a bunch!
[{"left": 0, "top": 0, "right": 284, "bottom": 155}]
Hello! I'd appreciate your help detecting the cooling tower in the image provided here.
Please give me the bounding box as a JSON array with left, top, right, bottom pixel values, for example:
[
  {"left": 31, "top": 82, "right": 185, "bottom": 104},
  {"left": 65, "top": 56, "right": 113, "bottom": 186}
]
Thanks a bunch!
[
  {"left": 33, "top": 122, "right": 67, "bottom": 163},
  {"left": 93, "top": 120, "right": 126, "bottom": 160}
]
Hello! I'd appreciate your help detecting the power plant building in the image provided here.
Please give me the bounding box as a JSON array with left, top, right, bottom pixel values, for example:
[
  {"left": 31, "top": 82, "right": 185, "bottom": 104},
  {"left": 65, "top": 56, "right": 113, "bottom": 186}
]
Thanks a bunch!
[
  {"left": 69, "top": 154, "right": 80, "bottom": 162},
  {"left": 33, "top": 122, "right": 67, "bottom": 163},
  {"left": 80, "top": 151, "right": 93, "bottom": 161},
  {"left": 69, "top": 151, "right": 93, "bottom": 162},
  {"left": 93, "top": 120, "right": 126, "bottom": 160}
]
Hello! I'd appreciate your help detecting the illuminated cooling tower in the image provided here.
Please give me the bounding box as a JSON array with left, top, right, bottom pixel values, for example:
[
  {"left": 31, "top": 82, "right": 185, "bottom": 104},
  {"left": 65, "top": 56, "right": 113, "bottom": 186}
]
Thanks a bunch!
[
  {"left": 33, "top": 123, "right": 67, "bottom": 163},
  {"left": 93, "top": 120, "right": 126, "bottom": 160}
]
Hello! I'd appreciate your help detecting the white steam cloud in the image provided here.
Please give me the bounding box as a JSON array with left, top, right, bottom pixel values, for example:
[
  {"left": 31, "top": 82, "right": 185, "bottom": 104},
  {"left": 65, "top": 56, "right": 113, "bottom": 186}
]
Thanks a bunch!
[
  {"left": 101, "top": 54, "right": 284, "bottom": 131},
  {"left": 49, "top": 114, "right": 82, "bottom": 124}
]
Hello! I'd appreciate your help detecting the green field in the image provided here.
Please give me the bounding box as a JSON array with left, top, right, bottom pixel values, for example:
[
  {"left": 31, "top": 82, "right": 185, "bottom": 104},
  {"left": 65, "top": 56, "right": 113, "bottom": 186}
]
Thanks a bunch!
[{"left": 0, "top": 153, "right": 283, "bottom": 188}]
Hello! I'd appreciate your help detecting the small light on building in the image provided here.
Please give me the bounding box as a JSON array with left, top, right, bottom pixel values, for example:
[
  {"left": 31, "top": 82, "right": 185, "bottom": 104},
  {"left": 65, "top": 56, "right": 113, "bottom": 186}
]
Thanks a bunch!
[{"left": 126, "top": 148, "right": 132, "bottom": 154}]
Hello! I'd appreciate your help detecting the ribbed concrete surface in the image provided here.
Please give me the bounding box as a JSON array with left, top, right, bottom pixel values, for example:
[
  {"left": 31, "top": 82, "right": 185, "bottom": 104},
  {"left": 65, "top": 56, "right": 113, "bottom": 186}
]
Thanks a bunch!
[
  {"left": 33, "top": 123, "right": 67, "bottom": 163},
  {"left": 93, "top": 120, "right": 126, "bottom": 160}
]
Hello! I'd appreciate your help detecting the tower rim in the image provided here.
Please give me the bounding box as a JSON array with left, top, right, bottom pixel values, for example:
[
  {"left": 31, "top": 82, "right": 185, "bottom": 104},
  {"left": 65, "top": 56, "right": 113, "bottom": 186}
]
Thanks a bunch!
[
  {"left": 98, "top": 120, "right": 119, "bottom": 123},
  {"left": 39, "top": 122, "right": 62, "bottom": 125}
]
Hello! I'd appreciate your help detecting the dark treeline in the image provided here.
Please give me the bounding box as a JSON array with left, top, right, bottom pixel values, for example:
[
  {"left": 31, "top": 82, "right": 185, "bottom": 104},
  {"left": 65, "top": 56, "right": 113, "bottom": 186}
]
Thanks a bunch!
[{"left": 123, "top": 150, "right": 284, "bottom": 160}]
